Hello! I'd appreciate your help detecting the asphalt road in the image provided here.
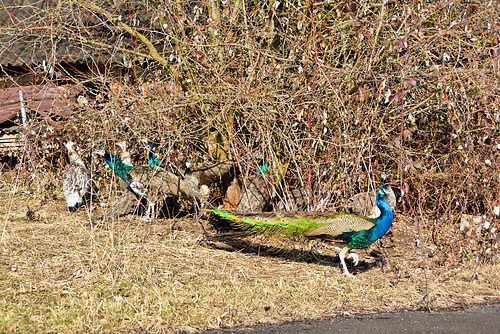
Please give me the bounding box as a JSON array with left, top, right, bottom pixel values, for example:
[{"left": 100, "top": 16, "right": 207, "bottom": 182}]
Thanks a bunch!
[{"left": 202, "top": 304, "right": 500, "bottom": 334}]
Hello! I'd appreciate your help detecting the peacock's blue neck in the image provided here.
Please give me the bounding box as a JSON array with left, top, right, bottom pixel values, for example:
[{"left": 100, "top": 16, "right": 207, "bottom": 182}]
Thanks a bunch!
[
  {"left": 371, "top": 194, "right": 394, "bottom": 241},
  {"left": 100, "top": 151, "right": 132, "bottom": 183},
  {"left": 102, "top": 152, "right": 119, "bottom": 169},
  {"left": 148, "top": 152, "right": 163, "bottom": 167},
  {"left": 256, "top": 160, "right": 269, "bottom": 175}
]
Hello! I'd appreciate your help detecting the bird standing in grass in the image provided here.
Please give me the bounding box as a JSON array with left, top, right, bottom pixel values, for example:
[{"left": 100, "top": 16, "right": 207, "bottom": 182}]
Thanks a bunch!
[
  {"left": 208, "top": 187, "right": 394, "bottom": 277},
  {"left": 63, "top": 141, "right": 91, "bottom": 212},
  {"left": 97, "top": 164, "right": 211, "bottom": 221},
  {"left": 95, "top": 148, "right": 157, "bottom": 218}
]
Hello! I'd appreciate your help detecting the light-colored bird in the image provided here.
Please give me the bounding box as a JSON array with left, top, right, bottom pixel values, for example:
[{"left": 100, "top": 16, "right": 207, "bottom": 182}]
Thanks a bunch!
[{"left": 63, "top": 141, "right": 91, "bottom": 212}]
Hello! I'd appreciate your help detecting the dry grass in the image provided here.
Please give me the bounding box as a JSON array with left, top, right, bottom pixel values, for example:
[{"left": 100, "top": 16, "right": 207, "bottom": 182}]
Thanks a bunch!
[{"left": 1, "top": 179, "right": 499, "bottom": 333}]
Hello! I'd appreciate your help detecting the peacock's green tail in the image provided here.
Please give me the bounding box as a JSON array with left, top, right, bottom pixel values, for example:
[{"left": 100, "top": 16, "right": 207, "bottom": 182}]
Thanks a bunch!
[
  {"left": 208, "top": 208, "right": 333, "bottom": 236},
  {"left": 209, "top": 209, "right": 377, "bottom": 248}
]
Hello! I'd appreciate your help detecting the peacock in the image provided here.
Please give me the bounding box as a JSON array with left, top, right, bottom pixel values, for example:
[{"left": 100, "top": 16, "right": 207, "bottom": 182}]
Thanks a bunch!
[
  {"left": 98, "top": 164, "right": 211, "bottom": 222},
  {"left": 116, "top": 141, "right": 134, "bottom": 190},
  {"left": 95, "top": 147, "right": 158, "bottom": 219},
  {"left": 208, "top": 187, "right": 394, "bottom": 277},
  {"left": 95, "top": 148, "right": 134, "bottom": 186},
  {"left": 141, "top": 139, "right": 164, "bottom": 167},
  {"left": 63, "top": 141, "right": 91, "bottom": 212}
]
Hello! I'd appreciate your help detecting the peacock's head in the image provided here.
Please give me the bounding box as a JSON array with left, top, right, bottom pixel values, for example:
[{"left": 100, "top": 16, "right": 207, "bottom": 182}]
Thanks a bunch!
[
  {"left": 94, "top": 148, "right": 106, "bottom": 156},
  {"left": 65, "top": 141, "right": 75, "bottom": 152},
  {"left": 116, "top": 141, "right": 127, "bottom": 151},
  {"left": 377, "top": 187, "right": 388, "bottom": 199},
  {"left": 256, "top": 152, "right": 269, "bottom": 175}
]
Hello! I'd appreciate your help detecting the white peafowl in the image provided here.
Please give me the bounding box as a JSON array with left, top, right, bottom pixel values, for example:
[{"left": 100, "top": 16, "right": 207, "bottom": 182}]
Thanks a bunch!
[{"left": 63, "top": 141, "right": 91, "bottom": 212}]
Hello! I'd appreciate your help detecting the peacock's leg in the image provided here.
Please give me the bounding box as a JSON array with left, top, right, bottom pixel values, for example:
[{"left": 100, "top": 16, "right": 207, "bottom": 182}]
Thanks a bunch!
[
  {"left": 146, "top": 201, "right": 155, "bottom": 221},
  {"left": 334, "top": 246, "right": 359, "bottom": 266},
  {"left": 338, "top": 246, "right": 355, "bottom": 278}
]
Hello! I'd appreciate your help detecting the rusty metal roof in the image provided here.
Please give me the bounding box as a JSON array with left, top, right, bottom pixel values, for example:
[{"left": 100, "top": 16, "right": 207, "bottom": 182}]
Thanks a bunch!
[
  {"left": 0, "top": 0, "right": 159, "bottom": 68},
  {"left": 0, "top": 84, "right": 83, "bottom": 126}
]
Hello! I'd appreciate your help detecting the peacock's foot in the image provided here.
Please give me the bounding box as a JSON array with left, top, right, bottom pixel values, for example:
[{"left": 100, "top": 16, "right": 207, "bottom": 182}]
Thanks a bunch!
[
  {"left": 347, "top": 252, "right": 359, "bottom": 266},
  {"left": 342, "top": 271, "right": 356, "bottom": 278},
  {"left": 87, "top": 220, "right": 103, "bottom": 228}
]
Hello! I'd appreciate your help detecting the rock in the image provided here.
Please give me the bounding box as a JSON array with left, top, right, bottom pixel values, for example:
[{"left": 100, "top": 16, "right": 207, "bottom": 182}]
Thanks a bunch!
[
  {"left": 234, "top": 176, "right": 271, "bottom": 212},
  {"left": 223, "top": 177, "right": 242, "bottom": 208},
  {"left": 345, "top": 186, "right": 397, "bottom": 218},
  {"left": 276, "top": 186, "right": 309, "bottom": 211}
]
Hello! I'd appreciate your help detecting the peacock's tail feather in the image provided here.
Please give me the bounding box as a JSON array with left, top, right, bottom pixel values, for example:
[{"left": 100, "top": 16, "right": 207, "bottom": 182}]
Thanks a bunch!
[{"left": 207, "top": 208, "right": 375, "bottom": 238}]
